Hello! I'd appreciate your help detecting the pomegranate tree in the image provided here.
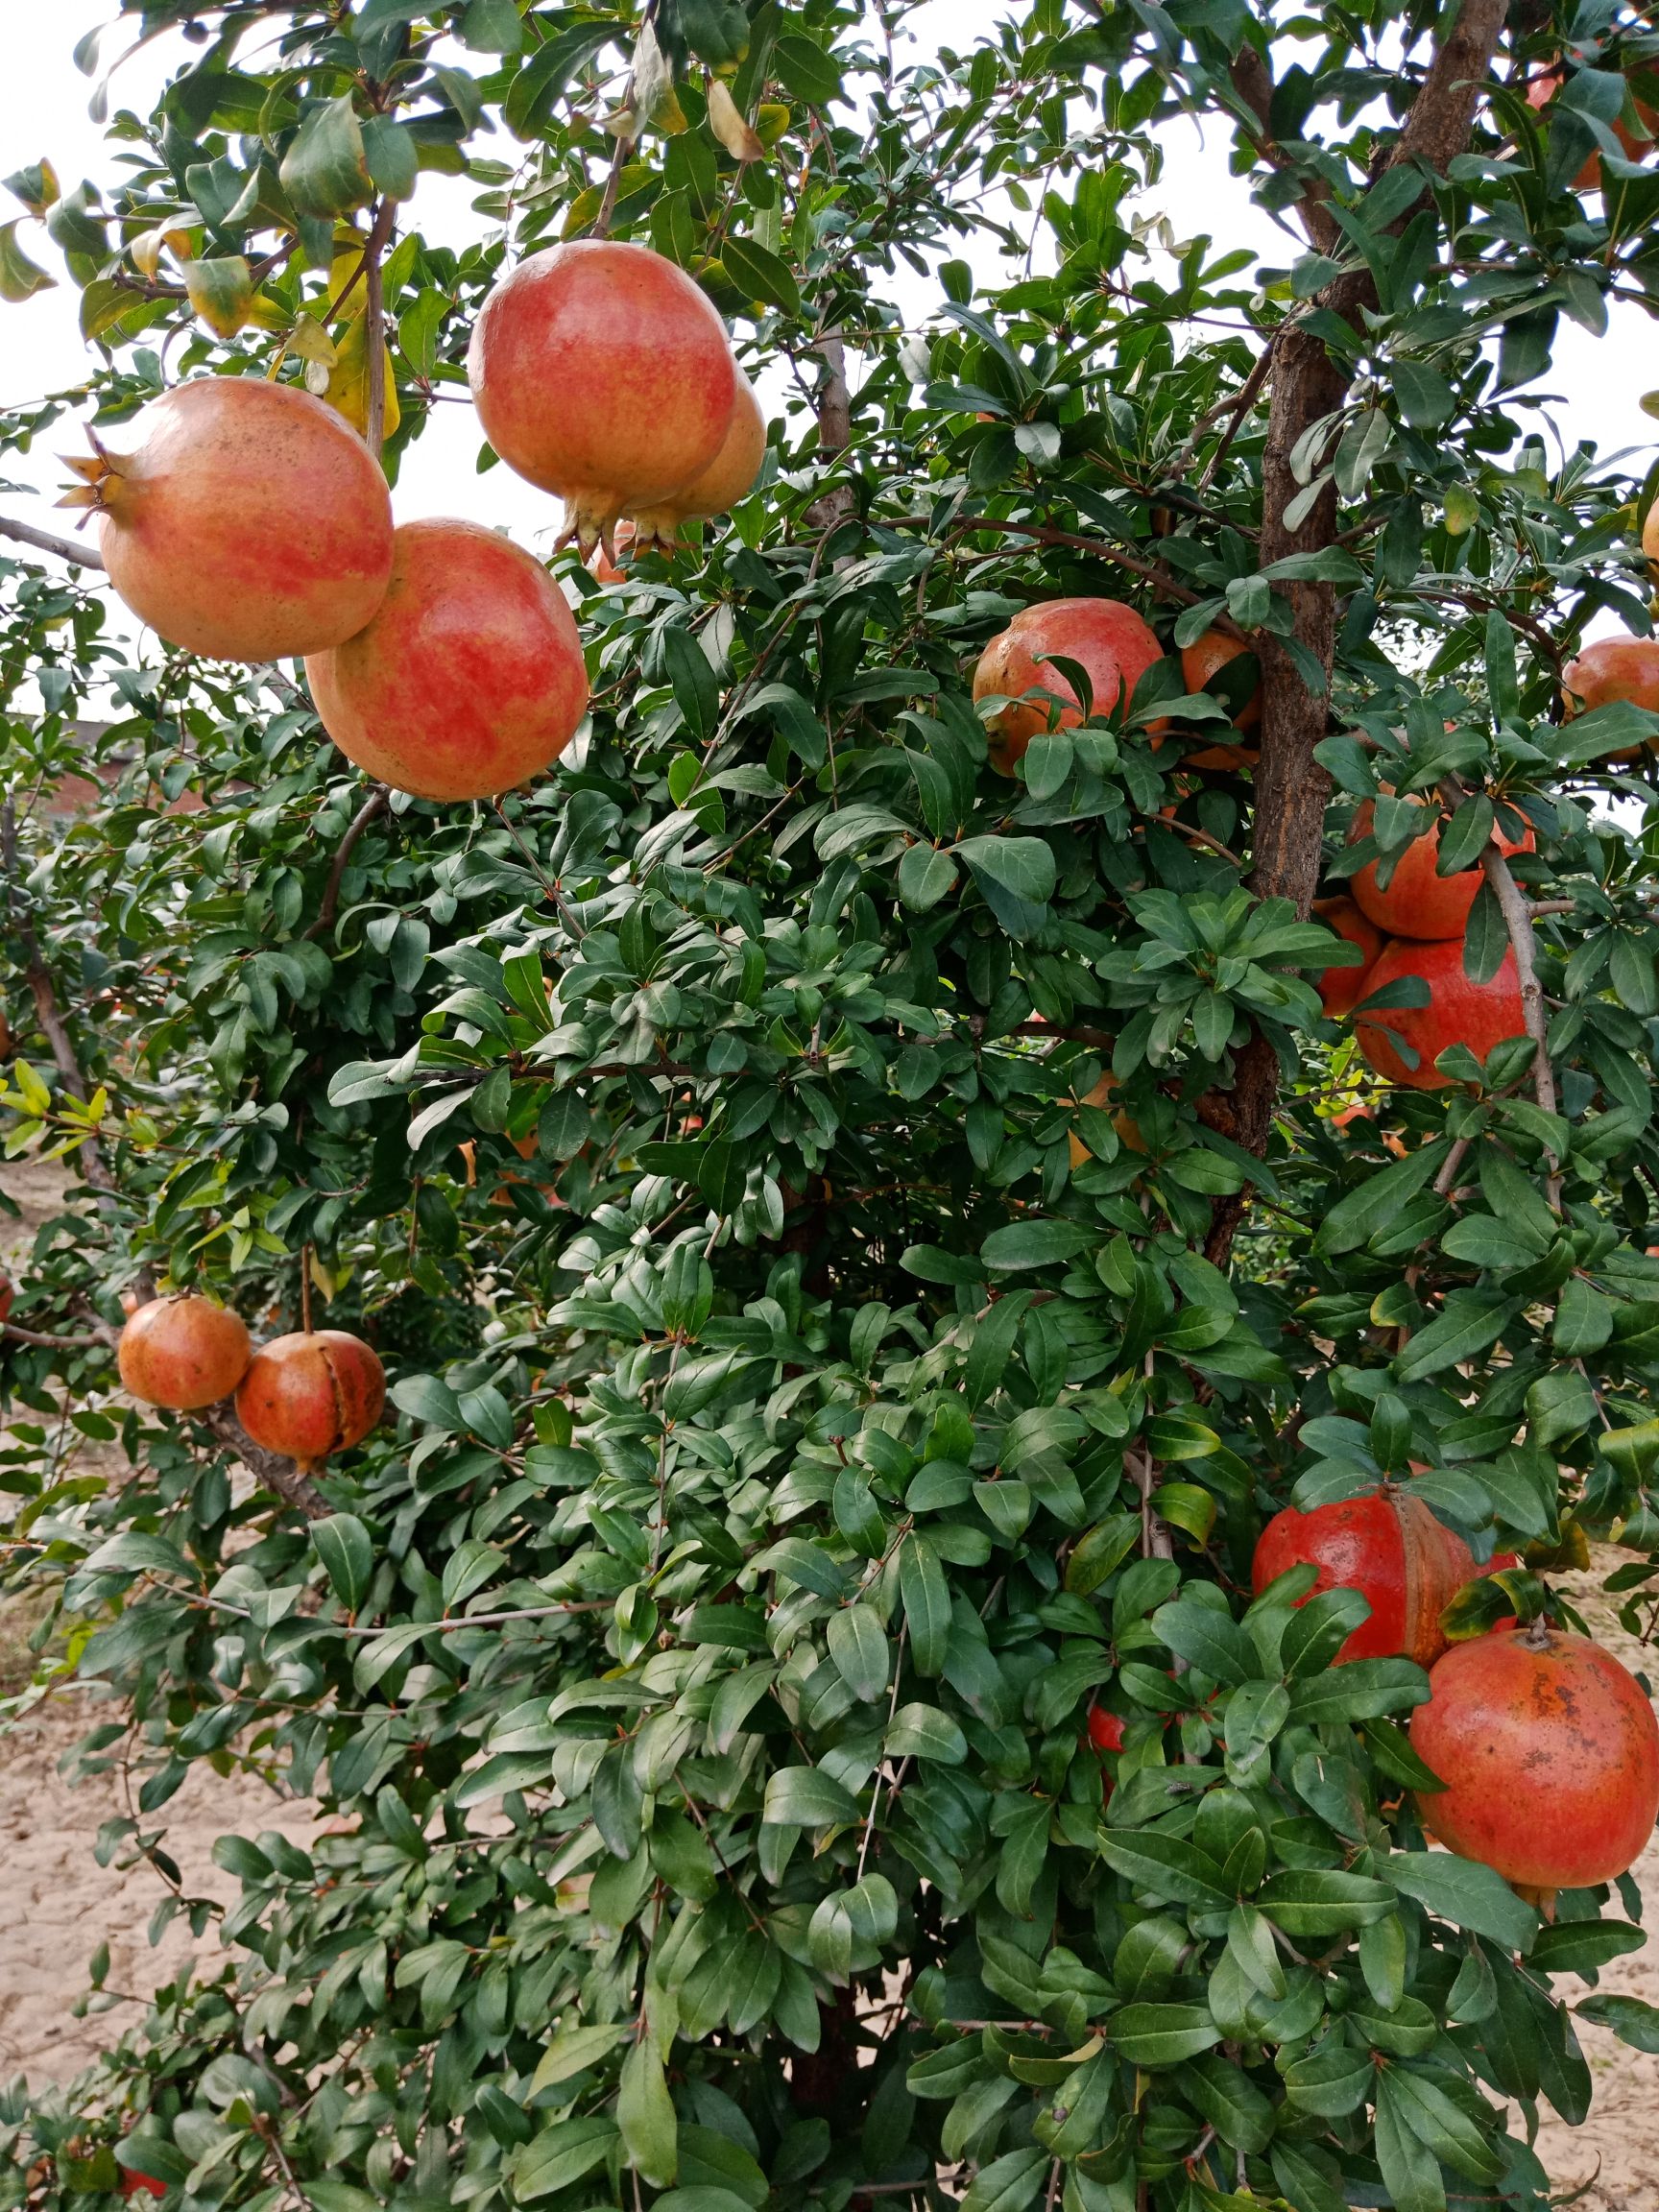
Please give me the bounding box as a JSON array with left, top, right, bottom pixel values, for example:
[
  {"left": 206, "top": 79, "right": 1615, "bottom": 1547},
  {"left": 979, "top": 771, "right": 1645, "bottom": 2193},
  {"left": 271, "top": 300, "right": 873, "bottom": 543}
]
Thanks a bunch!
[
  {"left": 1252, "top": 1489, "right": 1477, "bottom": 1667},
  {"left": 117, "top": 1295, "right": 252, "bottom": 1410},
  {"left": 1356, "top": 939, "right": 1525, "bottom": 1089},
  {"left": 65, "top": 379, "right": 394, "bottom": 661},
  {"left": 1411, "top": 1626, "right": 1659, "bottom": 1892},
  {"left": 467, "top": 240, "right": 738, "bottom": 550},
  {"left": 972, "top": 597, "right": 1162, "bottom": 773},
  {"left": 305, "top": 518, "right": 589, "bottom": 802},
  {"left": 234, "top": 1329, "right": 385, "bottom": 1464}
]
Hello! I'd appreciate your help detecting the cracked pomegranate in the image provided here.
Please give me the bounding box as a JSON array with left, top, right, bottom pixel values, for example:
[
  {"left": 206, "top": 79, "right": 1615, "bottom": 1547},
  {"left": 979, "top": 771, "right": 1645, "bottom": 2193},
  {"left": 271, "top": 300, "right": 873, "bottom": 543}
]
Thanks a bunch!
[
  {"left": 234, "top": 1329, "right": 386, "bottom": 1463},
  {"left": 1252, "top": 1489, "right": 1477, "bottom": 1667}
]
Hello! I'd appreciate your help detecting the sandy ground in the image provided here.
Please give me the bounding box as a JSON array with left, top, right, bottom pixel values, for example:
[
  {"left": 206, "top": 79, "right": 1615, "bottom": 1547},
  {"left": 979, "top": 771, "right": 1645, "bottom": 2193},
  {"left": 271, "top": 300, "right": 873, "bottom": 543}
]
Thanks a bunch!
[{"left": 0, "top": 1158, "right": 1657, "bottom": 2201}]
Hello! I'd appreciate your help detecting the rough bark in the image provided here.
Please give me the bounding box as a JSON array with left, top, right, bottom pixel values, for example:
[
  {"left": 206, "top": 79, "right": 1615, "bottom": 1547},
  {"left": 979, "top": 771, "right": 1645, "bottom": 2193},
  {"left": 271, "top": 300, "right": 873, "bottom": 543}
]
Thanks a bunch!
[{"left": 203, "top": 1402, "right": 328, "bottom": 1520}]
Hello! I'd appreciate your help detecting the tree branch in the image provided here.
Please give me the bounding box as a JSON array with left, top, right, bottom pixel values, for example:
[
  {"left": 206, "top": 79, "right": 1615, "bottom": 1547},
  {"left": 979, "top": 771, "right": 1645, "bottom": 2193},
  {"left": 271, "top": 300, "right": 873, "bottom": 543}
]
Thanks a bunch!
[
  {"left": 805, "top": 332, "right": 855, "bottom": 533},
  {"left": 0, "top": 515, "right": 107, "bottom": 570},
  {"left": 362, "top": 196, "right": 397, "bottom": 463},
  {"left": 302, "top": 785, "right": 390, "bottom": 940},
  {"left": 3, "top": 1319, "right": 116, "bottom": 1351},
  {"left": 201, "top": 1401, "right": 328, "bottom": 1520},
  {"left": 947, "top": 514, "right": 1214, "bottom": 613}
]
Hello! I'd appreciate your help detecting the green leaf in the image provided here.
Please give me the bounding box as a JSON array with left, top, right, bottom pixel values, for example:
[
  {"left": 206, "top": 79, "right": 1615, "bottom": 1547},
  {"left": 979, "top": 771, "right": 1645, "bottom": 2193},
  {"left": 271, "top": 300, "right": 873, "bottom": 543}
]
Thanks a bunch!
[
  {"left": 1257, "top": 1869, "right": 1396, "bottom": 1936},
  {"left": 899, "top": 1532, "right": 950, "bottom": 1675},
  {"left": 956, "top": 834, "right": 1057, "bottom": 905},
  {"left": 1385, "top": 1852, "right": 1538, "bottom": 1952},
  {"left": 1094, "top": 1830, "right": 1232, "bottom": 1911},
  {"left": 1107, "top": 2003, "right": 1223, "bottom": 2067},
  {"left": 1576, "top": 1992, "right": 1659, "bottom": 2052},
  {"left": 530, "top": 2023, "right": 633, "bottom": 2093},
  {"left": 826, "top": 1606, "right": 890, "bottom": 1702},
  {"left": 980, "top": 1219, "right": 1091, "bottom": 1271},
  {"left": 1375, "top": 2072, "right": 1447, "bottom": 2212},
  {"left": 312, "top": 1514, "right": 374, "bottom": 1614},
  {"left": 618, "top": 2042, "right": 677, "bottom": 2187},
  {"left": 763, "top": 1766, "right": 861, "bottom": 1828},
  {"left": 0, "top": 220, "right": 54, "bottom": 301},
  {"left": 958, "top": 2147, "right": 1047, "bottom": 2212},
  {"left": 1150, "top": 1598, "right": 1257, "bottom": 1685},
  {"left": 1393, "top": 1292, "right": 1518, "bottom": 1382},
  {"left": 513, "top": 2118, "right": 620, "bottom": 2202},
  {"left": 279, "top": 94, "right": 373, "bottom": 219},
  {"left": 1314, "top": 1141, "right": 1451, "bottom": 1257},
  {"left": 1286, "top": 1657, "right": 1430, "bottom": 1723},
  {"left": 885, "top": 1701, "right": 969, "bottom": 1763},
  {"left": 719, "top": 234, "right": 800, "bottom": 314}
]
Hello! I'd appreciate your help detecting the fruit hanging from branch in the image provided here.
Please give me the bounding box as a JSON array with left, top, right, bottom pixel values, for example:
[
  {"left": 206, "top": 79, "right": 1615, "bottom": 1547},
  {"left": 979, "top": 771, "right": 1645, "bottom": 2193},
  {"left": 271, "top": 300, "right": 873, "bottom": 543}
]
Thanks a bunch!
[
  {"left": 117, "top": 1295, "right": 252, "bottom": 1411},
  {"left": 1411, "top": 1625, "right": 1659, "bottom": 1892},
  {"left": 1178, "top": 629, "right": 1261, "bottom": 768},
  {"left": 1562, "top": 632, "right": 1659, "bottom": 748},
  {"left": 1348, "top": 799, "right": 1534, "bottom": 939},
  {"left": 305, "top": 518, "right": 590, "bottom": 802},
  {"left": 63, "top": 379, "right": 395, "bottom": 661},
  {"left": 1252, "top": 1489, "right": 1478, "bottom": 1668},
  {"left": 972, "top": 597, "right": 1162, "bottom": 775},
  {"left": 233, "top": 1328, "right": 386, "bottom": 1464},
  {"left": 1355, "top": 938, "right": 1525, "bottom": 1089},
  {"left": 467, "top": 240, "right": 738, "bottom": 552},
  {"left": 628, "top": 373, "right": 766, "bottom": 549},
  {"left": 1311, "top": 895, "right": 1384, "bottom": 1017}
]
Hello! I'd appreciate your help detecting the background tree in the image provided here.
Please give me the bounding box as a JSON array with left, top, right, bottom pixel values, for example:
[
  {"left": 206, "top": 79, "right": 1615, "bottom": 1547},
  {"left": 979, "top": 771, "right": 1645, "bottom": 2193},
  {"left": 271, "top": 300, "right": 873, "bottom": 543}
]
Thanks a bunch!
[{"left": 4, "top": 5, "right": 1659, "bottom": 2212}]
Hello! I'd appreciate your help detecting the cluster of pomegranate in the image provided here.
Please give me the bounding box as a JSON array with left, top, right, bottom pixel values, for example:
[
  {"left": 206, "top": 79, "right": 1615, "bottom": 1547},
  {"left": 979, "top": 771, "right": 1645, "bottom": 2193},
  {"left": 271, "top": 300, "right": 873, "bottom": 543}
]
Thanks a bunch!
[
  {"left": 1254, "top": 1492, "right": 1659, "bottom": 1897},
  {"left": 74, "top": 241, "right": 765, "bottom": 804},
  {"left": 1312, "top": 800, "right": 1533, "bottom": 1087},
  {"left": 116, "top": 1292, "right": 384, "bottom": 1467}
]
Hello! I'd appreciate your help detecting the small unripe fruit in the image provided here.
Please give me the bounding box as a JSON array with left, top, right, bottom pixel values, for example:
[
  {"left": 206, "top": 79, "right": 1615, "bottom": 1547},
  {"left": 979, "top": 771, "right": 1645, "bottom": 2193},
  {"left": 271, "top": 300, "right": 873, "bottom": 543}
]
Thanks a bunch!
[
  {"left": 234, "top": 1330, "right": 385, "bottom": 1463},
  {"left": 118, "top": 1296, "right": 252, "bottom": 1411}
]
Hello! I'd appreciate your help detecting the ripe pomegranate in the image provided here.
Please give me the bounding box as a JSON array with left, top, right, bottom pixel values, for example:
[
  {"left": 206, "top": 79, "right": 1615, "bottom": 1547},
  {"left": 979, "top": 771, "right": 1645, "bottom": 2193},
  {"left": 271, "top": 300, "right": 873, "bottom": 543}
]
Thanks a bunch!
[
  {"left": 1085, "top": 1704, "right": 1125, "bottom": 1752},
  {"left": 234, "top": 1329, "right": 385, "bottom": 1464},
  {"left": 973, "top": 599, "right": 1163, "bottom": 774},
  {"left": 65, "top": 379, "right": 393, "bottom": 661},
  {"left": 1311, "top": 896, "right": 1384, "bottom": 1017},
  {"left": 0, "top": 1273, "right": 12, "bottom": 1326},
  {"left": 468, "top": 241, "right": 737, "bottom": 549},
  {"left": 1178, "top": 629, "right": 1261, "bottom": 769},
  {"left": 1355, "top": 939, "right": 1525, "bottom": 1091},
  {"left": 118, "top": 1296, "right": 252, "bottom": 1411},
  {"left": 305, "top": 518, "right": 589, "bottom": 802},
  {"left": 1563, "top": 635, "right": 1659, "bottom": 760},
  {"left": 1411, "top": 1627, "right": 1659, "bottom": 1892},
  {"left": 1252, "top": 1490, "right": 1476, "bottom": 1668},
  {"left": 117, "top": 2167, "right": 166, "bottom": 2202},
  {"left": 1348, "top": 799, "right": 1534, "bottom": 940},
  {"left": 631, "top": 373, "right": 766, "bottom": 547},
  {"left": 1643, "top": 500, "right": 1659, "bottom": 576},
  {"left": 589, "top": 520, "right": 637, "bottom": 585}
]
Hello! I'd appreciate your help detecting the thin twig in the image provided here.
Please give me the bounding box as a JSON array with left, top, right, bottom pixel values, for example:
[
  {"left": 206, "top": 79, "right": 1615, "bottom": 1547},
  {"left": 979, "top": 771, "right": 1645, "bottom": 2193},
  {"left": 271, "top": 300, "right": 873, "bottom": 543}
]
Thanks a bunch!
[
  {"left": 0, "top": 515, "right": 108, "bottom": 569},
  {"left": 302, "top": 787, "right": 389, "bottom": 939},
  {"left": 362, "top": 197, "right": 397, "bottom": 462},
  {"left": 3, "top": 1319, "right": 115, "bottom": 1351},
  {"left": 946, "top": 514, "right": 1210, "bottom": 613}
]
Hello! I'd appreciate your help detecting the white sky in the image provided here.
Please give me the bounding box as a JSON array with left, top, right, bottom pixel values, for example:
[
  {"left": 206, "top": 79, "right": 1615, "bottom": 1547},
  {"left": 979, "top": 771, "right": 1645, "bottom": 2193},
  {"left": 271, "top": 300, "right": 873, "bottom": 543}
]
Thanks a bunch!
[{"left": 0, "top": 2, "right": 1653, "bottom": 595}]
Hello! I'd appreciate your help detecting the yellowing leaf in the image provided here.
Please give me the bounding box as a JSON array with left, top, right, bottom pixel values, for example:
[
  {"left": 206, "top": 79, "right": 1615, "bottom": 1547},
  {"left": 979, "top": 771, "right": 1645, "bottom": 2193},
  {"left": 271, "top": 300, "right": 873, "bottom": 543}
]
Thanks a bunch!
[
  {"left": 128, "top": 225, "right": 191, "bottom": 279},
  {"left": 320, "top": 310, "right": 400, "bottom": 442},
  {"left": 708, "top": 80, "right": 763, "bottom": 162},
  {"left": 1442, "top": 483, "right": 1479, "bottom": 537},
  {"left": 0, "top": 221, "right": 55, "bottom": 303},
  {"left": 182, "top": 254, "right": 253, "bottom": 338}
]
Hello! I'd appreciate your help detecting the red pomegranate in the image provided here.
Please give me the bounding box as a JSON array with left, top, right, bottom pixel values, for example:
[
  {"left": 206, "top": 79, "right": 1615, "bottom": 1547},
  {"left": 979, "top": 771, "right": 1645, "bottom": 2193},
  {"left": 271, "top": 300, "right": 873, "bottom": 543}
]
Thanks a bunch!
[
  {"left": 1355, "top": 939, "right": 1525, "bottom": 1091},
  {"left": 306, "top": 518, "right": 589, "bottom": 802},
  {"left": 1526, "top": 70, "right": 1654, "bottom": 190},
  {"left": 117, "top": 2168, "right": 166, "bottom": 2201},
  {"left": 631, "top": 373, "right": 766, "bottom": 547},
  {"left": 1348, "top": 800, "right": 1534, "bottom": 940},
  {"left": 973, "top": 599, "right": 1163, "bottom": 774},
  {"left": 118, "top": 1296, "right": 252, "bottom": 1411},
  {"left": 468, "top": 241, "right": 738, "bottom": 548},
  {"left": 1251, "top": 1490, "right": 1476, "bottom": 1668},
  {"left": 589, "top": 520, "right": 637, "bottom": 585},
  {"left": 1563, "top": 636, "right": 1659, "bottom": 761},
  {"left": 1411, "top": 1627, "right": 1659, "bottom": 1891},
  {"left": 1311, "top": 896, "right": 1385, "bottom": 1017},
  {"left": 0, "top": 1273, "right": 13, "bottom": 1326},
  {"left": 65, "top": 380, "right": 393, "bottom": 661},
  {"left": 1086, "top": 1704, "right": 1125, "bottom": 1752},
  {"left": 234, "top": 1329, "right": 385, "bottom": 1463},
  {"left": 1178, "top": 629, "right": 1261, "bottom": 769}
]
